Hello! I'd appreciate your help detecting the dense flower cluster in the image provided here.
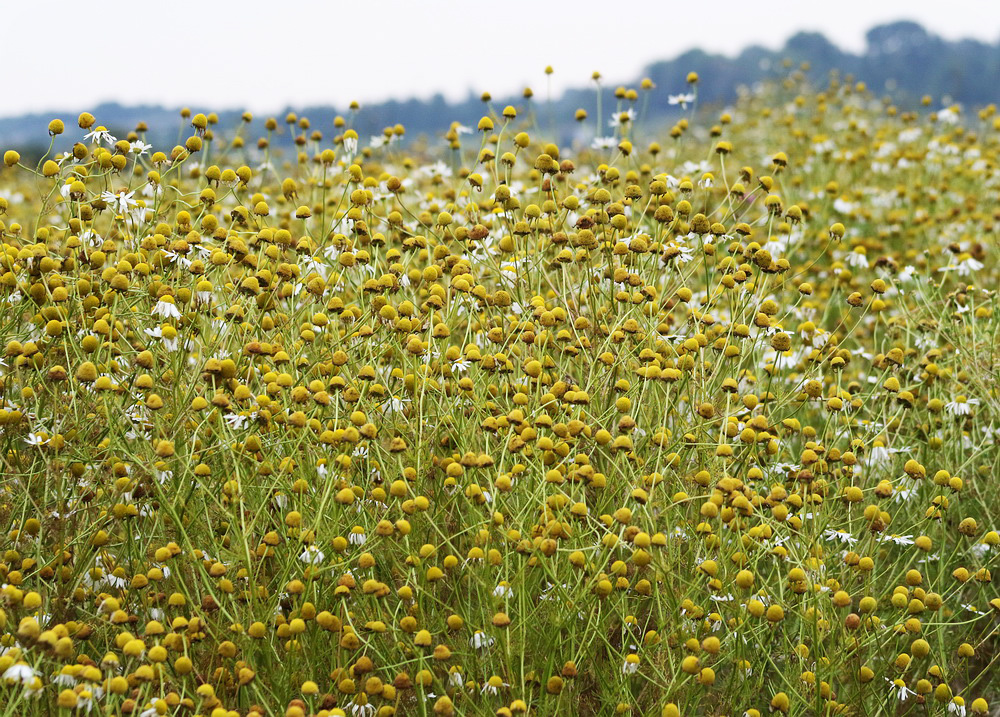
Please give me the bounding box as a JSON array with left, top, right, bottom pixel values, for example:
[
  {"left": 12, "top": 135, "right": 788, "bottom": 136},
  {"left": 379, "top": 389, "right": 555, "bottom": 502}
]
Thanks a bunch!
[{"left": 0, "top": 69, "right": 998, "bottom": 716}]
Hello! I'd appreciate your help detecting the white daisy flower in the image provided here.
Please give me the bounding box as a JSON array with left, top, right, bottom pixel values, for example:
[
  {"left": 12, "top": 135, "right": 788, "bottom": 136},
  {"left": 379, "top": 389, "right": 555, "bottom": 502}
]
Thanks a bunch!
[
  {"left": 2, "top": 663, "right": 39, "bottom": 685},
  {"left": 493, "top": 582, "right": 513, "bottom": 599},
  {"left": 885, "top": 677, "right": 915, "bottom": 702},
  {"left": 152, "top": 297, "right": 182, "bottom": 319},
  {"left": 101, "top": 189, "right": 137, "bottom": 214},
  {"left": 621, "top": 654, "right": 640, "bottom": 674},
  {"left": 945, "top": 396, "right": 979, "bottom": 416},
  {"left": 299, "top": 545, "right": 326, "bottom": 565},
  {"left": 668, "top": 93, "right": 695, "bottom": 109},
  {"left": 84, "top": 126, "right": 116, "bottom": 145},
  {"left": 469, "top": 631, "right": 494, "bottom": 649}
]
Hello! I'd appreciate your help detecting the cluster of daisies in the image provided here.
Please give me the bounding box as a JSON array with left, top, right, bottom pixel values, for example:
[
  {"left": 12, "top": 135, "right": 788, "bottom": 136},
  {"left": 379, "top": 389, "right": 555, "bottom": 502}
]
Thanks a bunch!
[{"left": 0, "top": 67, "right": 997, "bottom": 716}]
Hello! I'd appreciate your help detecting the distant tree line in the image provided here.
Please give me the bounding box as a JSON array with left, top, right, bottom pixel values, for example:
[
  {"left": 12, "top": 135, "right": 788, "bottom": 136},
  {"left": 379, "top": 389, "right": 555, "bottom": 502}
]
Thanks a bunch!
[{"left": 2, "top": 21, "right": 997, "bottom": 158}]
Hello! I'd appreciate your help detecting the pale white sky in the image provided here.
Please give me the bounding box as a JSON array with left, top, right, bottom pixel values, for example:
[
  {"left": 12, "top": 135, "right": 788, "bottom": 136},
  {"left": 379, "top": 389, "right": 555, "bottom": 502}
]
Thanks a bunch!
[{"left": 2, "top": 0, "right": 998, "bottom": 117}]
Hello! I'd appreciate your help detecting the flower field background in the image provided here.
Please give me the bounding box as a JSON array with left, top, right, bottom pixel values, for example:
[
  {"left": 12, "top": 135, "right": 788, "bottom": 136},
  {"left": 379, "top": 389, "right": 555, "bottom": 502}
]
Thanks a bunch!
[{"left": 0, "top": 69, "right": 998, "bottom": 716}]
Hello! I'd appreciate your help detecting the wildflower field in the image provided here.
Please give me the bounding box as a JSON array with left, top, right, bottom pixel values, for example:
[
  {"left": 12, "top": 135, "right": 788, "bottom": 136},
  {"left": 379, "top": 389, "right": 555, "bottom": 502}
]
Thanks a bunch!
[{"left": 0, "top": 69, "right": 998, "bottom": 717}]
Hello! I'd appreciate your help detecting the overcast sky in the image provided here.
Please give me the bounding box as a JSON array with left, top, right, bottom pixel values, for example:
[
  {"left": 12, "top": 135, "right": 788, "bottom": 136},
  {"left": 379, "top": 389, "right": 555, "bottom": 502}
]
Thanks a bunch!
[{"left": 2, "top": 0, "right": 998, "bottom": 118}]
